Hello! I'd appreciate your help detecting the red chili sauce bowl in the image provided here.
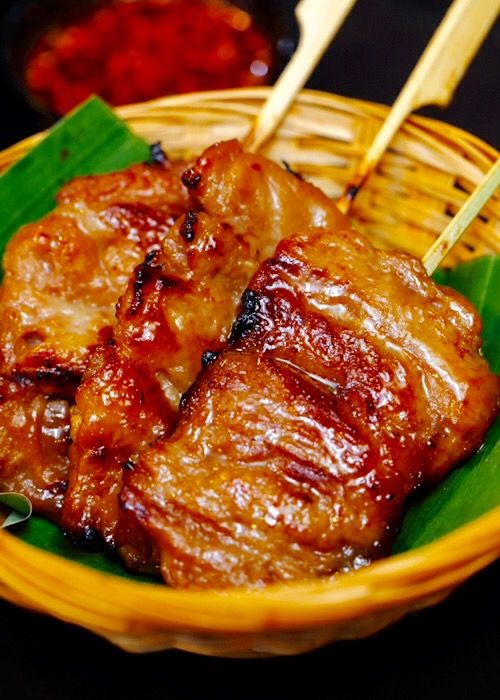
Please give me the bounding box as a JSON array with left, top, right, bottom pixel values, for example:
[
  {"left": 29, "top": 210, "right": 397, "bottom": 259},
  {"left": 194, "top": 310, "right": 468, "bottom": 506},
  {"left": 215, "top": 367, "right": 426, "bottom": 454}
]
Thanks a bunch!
[{"left": 4, "top": 0, "right": 297, "bottom": 116}]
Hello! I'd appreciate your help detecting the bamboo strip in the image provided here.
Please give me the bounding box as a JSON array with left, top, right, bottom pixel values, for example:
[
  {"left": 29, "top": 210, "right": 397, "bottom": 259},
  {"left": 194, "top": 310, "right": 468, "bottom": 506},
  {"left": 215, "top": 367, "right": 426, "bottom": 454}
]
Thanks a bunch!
[
  {"left": 337, "top": 0, "right": 500, "bottom": 214},
  {"left": 423, "top": 159, "right": 500, "bottom": 274},
  {"left": 243, "top": 0, "right": 357, "bottom": 152}
]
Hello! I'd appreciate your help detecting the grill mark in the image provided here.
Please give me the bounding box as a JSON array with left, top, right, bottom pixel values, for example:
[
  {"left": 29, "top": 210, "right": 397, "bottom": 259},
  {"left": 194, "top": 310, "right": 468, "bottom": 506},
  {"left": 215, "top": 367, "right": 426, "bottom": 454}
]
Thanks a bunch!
[
  {"left": 34, "top": 366, "right": 81, "bottom": 387},
  {"left": 229, "top": 290, "right": 264, "bottom": 344},
  {"left": 179, "top": 210, "right": 198, "bottom": 242},
  {"left": 124, "top": 485, "right": 234, "bottom": 541},
  {"left": 49, "top": 479, "right": 68, "bottom": 495},
  {"left": 276, "top": 448, "right": 337, "bottom": 495},
  {"left": 127, "top": 255, "right": 178, "bottom": 316},
  {"left": 181, "top": 166, "right": 202, "bottom": 190},
  {"left": 144, "top": 249, "right": 159, "bottom": 264},
  {"left": 201, "top": 350, "right": 220, "bottom": 369}
]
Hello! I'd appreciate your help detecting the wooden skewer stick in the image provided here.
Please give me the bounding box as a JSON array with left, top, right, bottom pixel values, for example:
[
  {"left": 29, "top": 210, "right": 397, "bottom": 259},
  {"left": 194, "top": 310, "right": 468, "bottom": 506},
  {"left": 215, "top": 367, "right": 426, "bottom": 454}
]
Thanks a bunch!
[
  {"left": 422, "top": 159, "right": 500, "bottom": 275},
  {"left": 243, "top": 0, "right": 357, "bottom": 154},
  {"left": 337, "top": 0, "right": 500, "bottom": 215}
]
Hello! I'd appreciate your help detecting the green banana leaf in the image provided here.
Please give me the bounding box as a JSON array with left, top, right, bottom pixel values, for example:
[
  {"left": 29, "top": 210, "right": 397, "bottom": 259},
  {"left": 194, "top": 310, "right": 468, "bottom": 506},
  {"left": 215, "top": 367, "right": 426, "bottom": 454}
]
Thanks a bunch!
[
  {"left": 0, "top": 96, "right": 150, "bottom": 257},
  {"left": 394, "top": 257, "right": 500, "bottom": 552},
  {"left": 0, "top": 492, "right": 32, "bottom": 529},
  {"left": 0, "top": 98, "right": 498, "bottom": 580}
]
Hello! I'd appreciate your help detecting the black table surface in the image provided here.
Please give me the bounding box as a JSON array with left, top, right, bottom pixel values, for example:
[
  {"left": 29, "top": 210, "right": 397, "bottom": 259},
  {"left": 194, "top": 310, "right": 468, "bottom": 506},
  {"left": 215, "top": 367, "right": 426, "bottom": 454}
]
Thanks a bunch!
[{"left": 0, "top": 1, "right": 499, "bottom": 697}]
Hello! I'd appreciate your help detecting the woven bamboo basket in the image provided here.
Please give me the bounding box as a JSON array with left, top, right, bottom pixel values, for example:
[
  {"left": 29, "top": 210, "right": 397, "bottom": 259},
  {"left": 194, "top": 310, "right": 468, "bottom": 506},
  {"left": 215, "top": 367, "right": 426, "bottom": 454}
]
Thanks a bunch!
[{"left": 0, "top": 88, "right": 498, "bottom": 657}]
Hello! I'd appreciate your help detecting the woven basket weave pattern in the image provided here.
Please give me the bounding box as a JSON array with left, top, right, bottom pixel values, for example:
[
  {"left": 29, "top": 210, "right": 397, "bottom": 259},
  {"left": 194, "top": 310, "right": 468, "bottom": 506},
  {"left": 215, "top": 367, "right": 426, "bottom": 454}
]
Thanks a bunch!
[{"left": 0, "top": 89, "right": 498, "bottom": 656}]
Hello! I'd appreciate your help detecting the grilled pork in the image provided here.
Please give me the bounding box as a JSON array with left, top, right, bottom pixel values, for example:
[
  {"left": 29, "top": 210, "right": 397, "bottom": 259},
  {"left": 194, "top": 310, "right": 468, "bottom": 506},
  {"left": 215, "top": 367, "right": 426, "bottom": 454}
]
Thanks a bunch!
[
  {"left": 63, "top": 140, "right": 347, "bottom": 559},
  {"left": 0, "top": 159, "right": 192, "bottom": 517},
  {"left": 0, "top": 161, "right": 192, "bottom": 392},
  {"left": 122, "top": 226, "right": 498, "bottom": 587},
  {"left": 0, "top": 375, "right": 70, "bottom": 518}
]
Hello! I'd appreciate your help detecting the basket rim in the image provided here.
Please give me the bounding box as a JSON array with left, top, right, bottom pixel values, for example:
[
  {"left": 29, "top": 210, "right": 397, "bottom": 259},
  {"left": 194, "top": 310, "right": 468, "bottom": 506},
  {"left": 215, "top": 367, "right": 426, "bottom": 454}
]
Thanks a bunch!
[
  {"left": 118, "top": 86, "right": 500, "bottom": 156},
  {"left": 0, "top": 87, "right": 498, "bottom": 635},
  {"left": 0, "top": 504, "right": 498, "bottom": 633},
  {"left": 1, "top": 87, "right": 498, "bottom": 167}
]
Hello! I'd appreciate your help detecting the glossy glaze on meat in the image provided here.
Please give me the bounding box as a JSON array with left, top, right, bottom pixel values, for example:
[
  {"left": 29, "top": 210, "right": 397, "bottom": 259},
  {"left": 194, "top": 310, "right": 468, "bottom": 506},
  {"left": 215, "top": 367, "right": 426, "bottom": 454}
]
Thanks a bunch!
[
  {"left": 63, "top": 142, "right": 347, "bottom": 559},
  {"left": 2, "top": 141, "right": 496, "bottom": 588},
  {"left": 62, "top": 211, "right": 255, "bottom": 559},
  {"left": 182, "top": 140, "right": 346, "bottom": 260},
  {"left": 0, "top": 160, "right": 192, "bottom": 517},
  {"left": 0, "top": 160, "right": 193, "bottom": 394},
  {"left": 122, "top": 226, "right": 498, "bottom": 588},
  {"left": 0, "top": 376, "right": 70, "bottom": 518}
]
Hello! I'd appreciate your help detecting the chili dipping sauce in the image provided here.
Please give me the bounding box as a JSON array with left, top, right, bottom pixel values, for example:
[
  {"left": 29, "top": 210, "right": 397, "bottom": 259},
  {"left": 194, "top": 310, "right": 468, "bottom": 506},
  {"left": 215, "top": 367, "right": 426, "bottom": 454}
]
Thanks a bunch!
[{"left": 24, "top": 0, "right": 275, "bottom": 115}]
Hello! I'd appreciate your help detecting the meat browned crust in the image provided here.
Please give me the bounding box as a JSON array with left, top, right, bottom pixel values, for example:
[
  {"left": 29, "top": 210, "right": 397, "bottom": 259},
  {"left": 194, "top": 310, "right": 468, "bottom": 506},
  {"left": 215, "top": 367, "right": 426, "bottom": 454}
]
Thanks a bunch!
[
  {"left": 122, "top": 226, "right": 498, "bottom": 588},
  {"left": 0, "top": 161, "right": 193, "bottom": 394},
  {"left": 0, "top": 375, "right": 70, "bottom": 518},
  {"left": 62, "top": 211, "right": 255, "bottom": 563},
  {"left": 181, "top": 140, "right": 346, "bottom": 260},
  {"left": 0, "top": 160, "right": 193, "bottom": 518},
  {"left": 63, "top": 140, "right": 349, "bottom": 560}
]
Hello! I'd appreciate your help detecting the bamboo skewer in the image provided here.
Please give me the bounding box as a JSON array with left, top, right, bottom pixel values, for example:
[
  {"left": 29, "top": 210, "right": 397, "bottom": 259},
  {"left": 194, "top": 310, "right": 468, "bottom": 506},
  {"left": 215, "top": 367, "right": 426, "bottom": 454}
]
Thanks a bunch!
[
  {"left": 423, "top": 159, "right": 500, "bottom": 275},
  {"left": 337, "top": 0, "right": 500, "bottom": 216},
  {"left": 243, "top": 0, "right": 357, "bottom": 153}
]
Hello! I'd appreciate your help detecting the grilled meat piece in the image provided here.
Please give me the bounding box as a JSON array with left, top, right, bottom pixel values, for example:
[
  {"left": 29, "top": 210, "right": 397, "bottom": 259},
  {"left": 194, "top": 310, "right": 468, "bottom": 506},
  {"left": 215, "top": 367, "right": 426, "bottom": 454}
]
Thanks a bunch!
[
  {"left": 0, "top": 161, "right": 193, "bottom": 395},
  {"left": 62, "top": 343, "right": 172, "bottom": 570},
  {"left": 122, "top": 226, "right": 498, "bottom": 588},
  {"left": 63, "top": 212, "right": 255, "bottom": 564},
  {"left": 182, "top": 140, "right": 345, "bottom": 260},
  {"left": 0, "top": 375, "right": 70, "bottom": 518},
  {"left": 63, "top": 141, "right": 348, "bottom": 560},
  {"left": 0, "top": 160, "right": 192, "bottom": 518}
]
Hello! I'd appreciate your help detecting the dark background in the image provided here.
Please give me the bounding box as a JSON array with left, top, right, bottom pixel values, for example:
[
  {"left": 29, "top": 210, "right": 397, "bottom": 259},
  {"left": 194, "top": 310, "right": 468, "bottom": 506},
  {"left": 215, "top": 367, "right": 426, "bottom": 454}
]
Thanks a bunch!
[{"left": 0, "top": 1, "right": 499, "bottom": 697}]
